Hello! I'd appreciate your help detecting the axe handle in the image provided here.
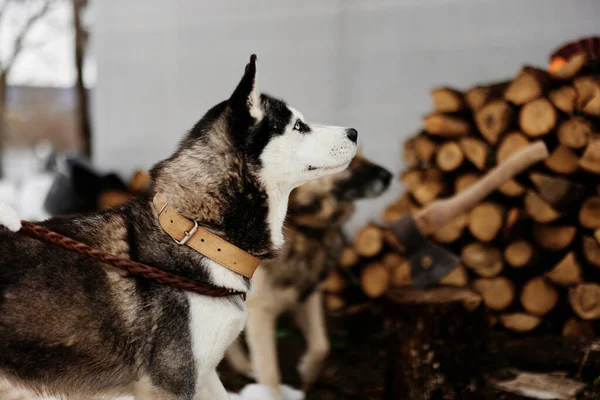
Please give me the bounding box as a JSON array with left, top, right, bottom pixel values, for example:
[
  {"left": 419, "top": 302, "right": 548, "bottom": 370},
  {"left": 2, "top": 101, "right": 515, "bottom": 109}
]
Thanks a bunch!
[{"left": 416, "top": 141, "right": 549, "bottom": 235}]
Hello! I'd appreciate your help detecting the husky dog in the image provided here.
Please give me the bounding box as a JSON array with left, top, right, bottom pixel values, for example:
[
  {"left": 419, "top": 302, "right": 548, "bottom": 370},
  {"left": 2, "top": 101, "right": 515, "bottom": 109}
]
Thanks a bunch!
[
  {"left": 0, "top": 55, "right": 358, "bottom": 400},
  {"left": 225, "top": 151, "right": 391, "bottom": 399}
]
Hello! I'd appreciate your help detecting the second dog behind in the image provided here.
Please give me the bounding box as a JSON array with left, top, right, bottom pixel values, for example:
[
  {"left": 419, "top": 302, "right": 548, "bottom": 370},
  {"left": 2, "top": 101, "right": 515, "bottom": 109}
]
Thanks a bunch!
[{"left": 226, "top": 150, "right": 392, "bottom": 399}]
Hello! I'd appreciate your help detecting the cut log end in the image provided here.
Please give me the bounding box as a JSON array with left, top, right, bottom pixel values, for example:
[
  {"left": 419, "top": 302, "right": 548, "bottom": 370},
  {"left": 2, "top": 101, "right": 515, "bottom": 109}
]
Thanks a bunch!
[
  {"left": 436, "top": 141, "right": 464, "bottom": 172},
  {"left": 524, "top": 190, "right": 560, "bottom": 223},
  {"left": 544, "top": 146, "right": 580, "bottom": 174},
  {"left": 504, "top": 240, "right": 533, "bottom": 268},
  {"left": 499, "top": 313, "right": 541, "bottom": 332},
  {"left": 353, "top": 225, "right": 384, "bottom": 257},
  {"left": 431, "top": 87, "right": 466, "bottom": 113},
  {"left": 469, "top": 202, "right": 503, "bottom": 242},
  {"left": 579, "top": 196, "right": 600, "bottom": 230},
  {"left": 361, "top": 262, "right": 390, "bottom": 298},
  {"left": 519, "top": 98, "right": 558, "bottom": 138},
  {"left": 557, "top": 118, "right": 593, "bottom": 149},
  {"left": 423, "top": 114, "right": 471, "bottom": 137},
  {"left": 521, "top": 277, "right": 559, "bottom": 316},
  {"left": 579, "top": 138, "right": 600, "bottom": 174},
  {"left": 545, "top": 252, "right": 582, "bottom": 286},
  {"left": 562, "top": 317, "right": 596, "bottom": 338},
  {"left": 461, "top": 242, "right": 503, "bottom": 277},
  {"left": 569, "top": 283, "right": 600, "bottom": 320},
  {"left": 459, "top": 137, "right": 488, "bottom": 170},
  {"left": 533, "top": 224, "right": 576, "bottom": 251},
  {"left": 339, "top": 247, "right": 360, "bottom": 268},
  {"left": 473, "top": 277, "right": 515, "bottom": 311},
  {"left": 475, "top": 100, "right": 513, "bottom": 145}
]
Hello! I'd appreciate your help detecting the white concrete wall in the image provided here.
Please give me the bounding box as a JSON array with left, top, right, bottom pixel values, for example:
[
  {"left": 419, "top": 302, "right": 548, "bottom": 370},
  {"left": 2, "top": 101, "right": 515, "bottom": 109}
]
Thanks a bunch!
[{"left": 92, "top": 0, "right": 600, "bottom": 233}]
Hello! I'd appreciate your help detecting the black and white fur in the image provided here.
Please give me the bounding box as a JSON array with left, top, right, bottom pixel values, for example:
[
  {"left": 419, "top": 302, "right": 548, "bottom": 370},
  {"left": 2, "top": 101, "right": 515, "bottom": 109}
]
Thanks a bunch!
[{"left": 0, "top": 55, "right": 358, "bottom": 400}]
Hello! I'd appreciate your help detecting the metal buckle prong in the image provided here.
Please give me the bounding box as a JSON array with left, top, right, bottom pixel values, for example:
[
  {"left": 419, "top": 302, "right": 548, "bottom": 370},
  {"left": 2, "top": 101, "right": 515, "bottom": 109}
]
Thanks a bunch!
[{"left": 175, "top": 220, "right": 199, "bottom": 246}]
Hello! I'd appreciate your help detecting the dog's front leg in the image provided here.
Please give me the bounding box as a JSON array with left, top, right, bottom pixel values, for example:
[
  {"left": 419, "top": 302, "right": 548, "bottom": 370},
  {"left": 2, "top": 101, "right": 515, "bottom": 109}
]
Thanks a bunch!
[
  {"left": 293, "top": 290, "right": 330, "bottom": 390},
  {"left": 194, "top": 369, "right": 230, "bottom": 400},
  {"left": 246, "top": 303, "right": 282, "bottom": 399}
]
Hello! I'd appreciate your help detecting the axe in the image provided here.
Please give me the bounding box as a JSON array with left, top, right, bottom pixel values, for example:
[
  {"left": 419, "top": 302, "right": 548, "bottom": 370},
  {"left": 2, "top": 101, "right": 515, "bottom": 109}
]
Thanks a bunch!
[{"left": 391, "top": 141, "right": 549, "bottom": 288}]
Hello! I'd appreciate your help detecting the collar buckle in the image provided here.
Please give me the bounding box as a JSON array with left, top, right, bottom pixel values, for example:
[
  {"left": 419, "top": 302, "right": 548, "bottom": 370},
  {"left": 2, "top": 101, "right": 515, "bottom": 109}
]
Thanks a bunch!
[{"left": 174, "top": 220, "right": 199, "bottom": 246}]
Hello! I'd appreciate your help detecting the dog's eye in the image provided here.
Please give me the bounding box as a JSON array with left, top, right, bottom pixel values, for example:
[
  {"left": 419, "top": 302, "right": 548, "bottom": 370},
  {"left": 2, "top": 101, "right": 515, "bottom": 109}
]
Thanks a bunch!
[{"left": 293, "top": 119, "right": 301, "bottom": 131}]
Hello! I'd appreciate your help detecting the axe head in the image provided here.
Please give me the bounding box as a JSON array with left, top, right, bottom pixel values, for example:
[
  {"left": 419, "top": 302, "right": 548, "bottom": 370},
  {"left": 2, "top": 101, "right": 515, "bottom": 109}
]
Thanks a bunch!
[{"left": 391, "top": 214, "right": 461, "bottom": 288}]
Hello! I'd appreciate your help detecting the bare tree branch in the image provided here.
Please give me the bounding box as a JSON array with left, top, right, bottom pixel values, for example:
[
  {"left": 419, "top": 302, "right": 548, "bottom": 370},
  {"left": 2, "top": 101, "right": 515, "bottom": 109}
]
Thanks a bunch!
[{"left": 2, "top": 0, "right": 59, "bottom": 72}]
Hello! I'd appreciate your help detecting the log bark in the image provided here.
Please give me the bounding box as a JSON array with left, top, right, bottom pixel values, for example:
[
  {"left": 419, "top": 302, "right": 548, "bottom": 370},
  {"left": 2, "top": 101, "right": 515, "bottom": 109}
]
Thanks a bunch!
[
  {"left": 557, "top": 117, "right": 593, "bottom": 149},
  {"left": 549, "top": 85, "right": 577, "bottom": 114},
  {"left": 520, "top": 277, "right": 559, "bottom": 316},
  {"left": 459, "top": 137, "right": 488, "bottom": 170},
  {"left": 469, "top": 202, "right": 503, "bottom": 242},
  {"left": 519, "top": 98, "right": 558, "bottom": 137},
  {"left": 461, "top": 242, "right": 503, "bottom": 277},
  {"left": 579, "top": 196, "right": 600, "bottom": 229},
  {"left": 562, "top": 317, "right": 595, "bottom": 338},
  {"left": 545, "top": 252, "right": 582, "bottom": 286},
  {"left": 504, "top": 240, "right": 534, "bottom": 268},
  {"left": 504, "top": 66, "right": 549, "bottom": 105},
  {"left": 529, "top": 172, "right": 586, "bottom": 209},
  {"left": 533, "top": 224, "right": 576, "bottom": 250},
  {"left": 360, "top": 262, "right": 389, "bottom": 298},
  {"left": 383, "top": 288, "right": 488, "bottom": 399},
  {"left": 339, "top": 247, "right": 360, "bottom": 268},
  {"left": 423, "top": 114, "right": 471, "bottom": 137},
  {"left": 475, "top": 99, "right": 514, "bottom": 145},
  {"left": 579, "top": 137, "right": 600, "bottom": 174},
  {"left": 436, "top": 141, "right": 464, "bottom": 172},
  {"left": 544, "top": 145, "right": 580, "bottom": 174},
  {"left": 473, "top": 277, "right": 515, "bottom": 311},
  {"left": 432, "top": 213, "right": 468, "bottom": 244},
  {"left": 582, "top": 235, "right": 600, "bottom": 268},
  {"left": 430, "top": 86, "right": 466, "bottom": 113},
  {"left": 569, "top": 283, "right": 600, "bottom": 320},
  {"left": 524, "top": 190, "right": 560, "bottom": 223},
  {"left": 498, "top": 313, "right": 541, "bottom": 333},
  {"left": 353, "top": 225, "right": 384, "bottom": 257}
]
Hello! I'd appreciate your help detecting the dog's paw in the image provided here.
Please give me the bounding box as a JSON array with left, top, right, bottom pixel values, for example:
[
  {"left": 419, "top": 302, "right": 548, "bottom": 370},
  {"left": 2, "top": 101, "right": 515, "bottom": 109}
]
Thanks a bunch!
[{"left": 0, "top": 202, "right": 21, "bottom": 232}]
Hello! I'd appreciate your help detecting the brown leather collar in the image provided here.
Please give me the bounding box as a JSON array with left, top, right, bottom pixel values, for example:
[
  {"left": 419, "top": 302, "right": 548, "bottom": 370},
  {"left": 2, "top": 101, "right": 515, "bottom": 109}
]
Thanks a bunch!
[{"left": 153, "top": 196, "right": 261, "bottom": 279}]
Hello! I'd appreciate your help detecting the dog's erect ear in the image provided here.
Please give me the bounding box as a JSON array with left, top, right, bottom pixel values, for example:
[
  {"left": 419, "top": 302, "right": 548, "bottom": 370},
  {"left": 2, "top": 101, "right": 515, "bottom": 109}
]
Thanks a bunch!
[{"left": 229, "top": 54, "right": 263, "bottom": 122}]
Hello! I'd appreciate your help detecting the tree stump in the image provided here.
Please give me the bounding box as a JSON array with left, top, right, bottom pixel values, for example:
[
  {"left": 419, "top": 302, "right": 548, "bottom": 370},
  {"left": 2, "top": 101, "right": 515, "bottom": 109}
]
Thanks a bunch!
[{"left": 383, "top": 287, "right": 489, "bottom": 399}]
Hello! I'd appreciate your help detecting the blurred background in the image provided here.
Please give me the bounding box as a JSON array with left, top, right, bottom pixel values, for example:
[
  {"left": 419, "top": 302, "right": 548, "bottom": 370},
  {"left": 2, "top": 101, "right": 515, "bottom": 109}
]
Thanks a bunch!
[{"left": 1, "top": 0, "right": 599, "bottom": 232}]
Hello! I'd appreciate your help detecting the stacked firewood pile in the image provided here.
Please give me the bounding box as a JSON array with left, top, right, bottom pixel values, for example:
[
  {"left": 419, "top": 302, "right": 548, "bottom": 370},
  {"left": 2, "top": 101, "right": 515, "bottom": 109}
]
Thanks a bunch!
[{"left": 325, "top": 53, "right": 600, "bottom": 336}]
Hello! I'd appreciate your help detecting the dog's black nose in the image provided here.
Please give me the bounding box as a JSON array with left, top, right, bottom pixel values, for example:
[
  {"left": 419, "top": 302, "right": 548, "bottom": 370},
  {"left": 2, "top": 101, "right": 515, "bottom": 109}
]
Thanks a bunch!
[
  {"left": 346, "top": 128, "right": 358, "bottom": 143},
  {"left": 379, "top": 168, "right": 393, "bottom": 186}
]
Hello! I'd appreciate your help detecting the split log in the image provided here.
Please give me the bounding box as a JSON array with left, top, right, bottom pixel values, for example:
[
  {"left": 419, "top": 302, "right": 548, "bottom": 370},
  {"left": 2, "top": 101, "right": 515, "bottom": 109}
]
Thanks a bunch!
[
  {"left": 458, "top": 137, "right": 488, "bottom": 170},
  {"left": 469, "top": 202, "right": 503, "bottom": 242},
  {"left": 569, "top": 283, "right": 600, "bottom": 320},
  {"left": 523, "top": 190, "right": 560, "bottom": 223},
  {"left": 574, "top": 76, "right": 600, "bottom": 115},
  {"left": 439, "top": 265, "right": 468, "bottom": 287},
  {"left": 339, "top": 247, "right": 359, "bottom": 268},
  {"left": 382, "top": 194, "right": 416, "bottom": 223},
  {"left": 545, "top": 252, "right": 582, "bottom": 286},
  {"left": 504, "top": 66, "right": 548, "bottom": 105},
  {"left": 322, "top": 271, "right": 346, "bottom": 293},
  {"left": 454, "top": 173, "right": 480, "bottom": 192},
  {"left": 465, "top": 81, "right": 508, "bottom": 111},
  {"left": 382, "top": 252, "right": 406, "bottom": 270},
  {"left": 497, "top": 179, "right": 525, "bottom": 197},
  {"left": 504, "top": 240, "right": 534, "bottom": 268},
  {"left": 461, "top": 242, "right": 503, "bottom": 277},
  {"left": 410, "top": 180, "right": 443, "bottom": 205},
  {"left": 423, "top": 114, "right": 471, "bottom": 137},
  {"left": 353, "top": 225, "right": 384, "bottom": 257},
  {"left": 473, "top": 277, "right": 515, "bottom": 311},
  {"left": 562, "top": 317, "right": 595, "bottom": 338},
  {"left": 413, "top": 136, "right": 438, "bottom": 165},
  {"left": 496, "top": 132, "right": 529, "bottom": 163},
  {"left": 579, "top": 196, "right": 600, "bottom": 229},
  {"left": 519, "top": 98, "right": 558, "bottom": 137},
  {"left": 499, "top": 313, "right": 541, "bottom": 333},
  {"left": 436, "top": 141, "right": 464, "bottom": 172},
  {"left": 520, "top": 277, "right": 559, "bottom": 316},
  {"left": 582, "top": 235, "right": 600, "bottom": 268},
  {"left": 430, "top": 87, "right": 466, "bottom": 113},
  {"left": 383, "top": 288, "right": 488, "bottom": 399},
  {"left": 533, "top": 224, "right": 576, "bottom": 250},
  {"left": 550, "top": 53, "right": 588, "bottom": 80},
  {"left": 475, "top": 99, "right": 514, "bottom": 145},
  {"left": 431, "top": 213, "right": 468, "bottom": 244},
  {"left": 549, "top": 85, "right": 577, "bottom": 114},
  {"left": 529, "top": 172, "right": 586, "bottom": 209},
  {"left": 391, "top": 260, "right": 411, "bottom": 287},
  {"left": 544, "top": 145, "right": 580, "bottom": 174},
  {"left": 579, "top": 137, "right": 600, "bottom": 174},
  {"left": 360, "top": 262, "right": 389, "bottom": 298},
  {"left": 557, "top": 117, "right": 593, "bottom": 149}
]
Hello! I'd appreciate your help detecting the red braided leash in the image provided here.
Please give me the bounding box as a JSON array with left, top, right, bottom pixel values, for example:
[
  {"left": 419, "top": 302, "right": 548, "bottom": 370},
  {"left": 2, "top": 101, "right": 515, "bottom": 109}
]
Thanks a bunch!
[{"left": 18, "top": 221, "right": 246, "bottom": 300}]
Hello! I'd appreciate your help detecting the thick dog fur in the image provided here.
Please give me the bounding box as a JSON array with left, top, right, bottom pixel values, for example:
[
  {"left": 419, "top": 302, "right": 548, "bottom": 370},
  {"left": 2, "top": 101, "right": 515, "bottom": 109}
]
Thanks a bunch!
[
  {"left": 0, "top": 55, "right": 358, "bottom": 400},
  {"left": 225, "top": 151, "right": 392, "bottom": 399}
]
